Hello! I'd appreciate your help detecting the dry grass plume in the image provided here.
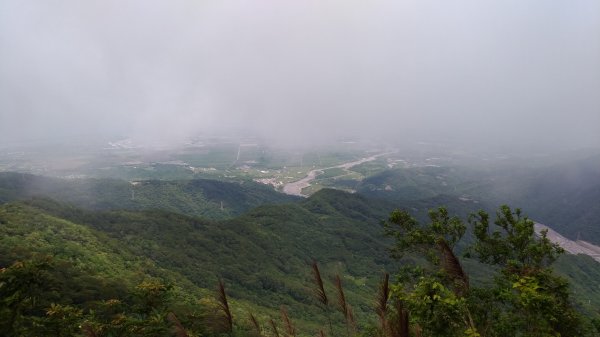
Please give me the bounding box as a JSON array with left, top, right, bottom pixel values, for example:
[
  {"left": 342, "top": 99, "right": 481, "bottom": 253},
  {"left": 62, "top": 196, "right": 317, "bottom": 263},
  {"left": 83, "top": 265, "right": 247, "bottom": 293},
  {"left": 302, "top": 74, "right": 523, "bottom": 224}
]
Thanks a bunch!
[
  {"left": 437, "top": 239, "right": 469, "bottom": 295},
  {"left": 280, "top": 306, "right": 296, "bottom": 337},
  {"left": 167, "top": 312, "right": 189, "bottom": 337},
  {"left": 249, "top": 313, "right": 262, "bottom": 337},
  {"left": 270, "top": 318, "right": 281, "bottom": 337},
  {"left": 217, "top": 278, "right": 233, "bottom": 333}
]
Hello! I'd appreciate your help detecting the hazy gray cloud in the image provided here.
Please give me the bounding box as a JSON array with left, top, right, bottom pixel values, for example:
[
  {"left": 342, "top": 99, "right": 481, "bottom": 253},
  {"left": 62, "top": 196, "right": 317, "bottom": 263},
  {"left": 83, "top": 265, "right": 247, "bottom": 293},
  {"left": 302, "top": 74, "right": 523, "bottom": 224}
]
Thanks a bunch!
[{"left": 1, "top": 0, "right": 599, "bottom": 150}]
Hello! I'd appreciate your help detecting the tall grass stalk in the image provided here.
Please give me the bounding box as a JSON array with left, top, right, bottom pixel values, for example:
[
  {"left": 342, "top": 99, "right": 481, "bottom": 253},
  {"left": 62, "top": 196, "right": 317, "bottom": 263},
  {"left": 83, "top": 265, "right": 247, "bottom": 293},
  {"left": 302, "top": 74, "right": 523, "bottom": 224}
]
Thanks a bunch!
[
  {"left": 312, "top": 261, "right": 333, "bottom": 336},
  {"left": 217, "top": 278, "right": 233, "bottom": 333}
]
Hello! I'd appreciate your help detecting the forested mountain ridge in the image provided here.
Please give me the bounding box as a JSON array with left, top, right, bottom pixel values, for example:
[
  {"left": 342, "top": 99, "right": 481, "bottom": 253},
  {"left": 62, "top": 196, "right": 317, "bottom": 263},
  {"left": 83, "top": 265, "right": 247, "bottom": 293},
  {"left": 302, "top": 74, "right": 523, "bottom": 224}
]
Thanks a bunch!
[
  {"left": 5, "top": 151, "right": 599, "bottom": 247},
  {"left": 2, "top": 171, "right": 600, "bottom": 336},
  {"left": 0, "top": 172, "right": 299, "bottom": 219},
  {"left": 8, "top": 190, "right": 398, "bottom": 303},
  {"left": 0, "top": 189, "right": 402, "bottom": 335}
]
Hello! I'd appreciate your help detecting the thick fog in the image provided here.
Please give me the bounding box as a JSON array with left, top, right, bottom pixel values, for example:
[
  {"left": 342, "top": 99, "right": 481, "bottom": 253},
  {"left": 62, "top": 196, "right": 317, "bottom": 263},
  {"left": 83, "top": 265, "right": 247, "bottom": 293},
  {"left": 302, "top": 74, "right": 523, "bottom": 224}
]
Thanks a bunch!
[{"left": 1, "top": 0, "right": 599, "bottom": 150}]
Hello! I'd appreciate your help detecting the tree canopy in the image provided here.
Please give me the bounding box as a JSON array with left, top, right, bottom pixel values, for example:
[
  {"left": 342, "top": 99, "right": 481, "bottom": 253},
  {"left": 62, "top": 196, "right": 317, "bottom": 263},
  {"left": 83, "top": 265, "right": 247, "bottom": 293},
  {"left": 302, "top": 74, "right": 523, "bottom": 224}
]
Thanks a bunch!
[{"left": 384, "top": 205, "right": 594, "bottom": 337}]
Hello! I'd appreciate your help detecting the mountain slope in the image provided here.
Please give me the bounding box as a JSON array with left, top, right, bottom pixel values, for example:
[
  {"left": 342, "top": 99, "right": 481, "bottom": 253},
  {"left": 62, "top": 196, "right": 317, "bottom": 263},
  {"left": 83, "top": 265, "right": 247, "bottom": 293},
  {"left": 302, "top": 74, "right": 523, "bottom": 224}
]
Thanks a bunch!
[
  {"left": 2, "top": 186, "right": 600, "bottom": 332},
  {"left": 4, "top": 190, "right": 398, "bottom": 328},
  {"left": 0, "top": 202, "right": 205, "bottom": 307},
  {"left": 0, "top": 172, "right": 298, "bottom": 219}
]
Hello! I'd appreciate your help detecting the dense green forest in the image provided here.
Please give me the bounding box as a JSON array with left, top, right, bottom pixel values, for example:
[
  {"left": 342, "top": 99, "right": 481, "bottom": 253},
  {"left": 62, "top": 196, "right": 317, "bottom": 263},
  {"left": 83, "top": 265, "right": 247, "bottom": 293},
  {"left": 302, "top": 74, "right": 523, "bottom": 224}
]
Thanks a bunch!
[
  {"left": 0, "top": 172, "right": 299, "bottom": 219},
  {"left": 1, "top": 172, "right": 600, "bottom": 336}
]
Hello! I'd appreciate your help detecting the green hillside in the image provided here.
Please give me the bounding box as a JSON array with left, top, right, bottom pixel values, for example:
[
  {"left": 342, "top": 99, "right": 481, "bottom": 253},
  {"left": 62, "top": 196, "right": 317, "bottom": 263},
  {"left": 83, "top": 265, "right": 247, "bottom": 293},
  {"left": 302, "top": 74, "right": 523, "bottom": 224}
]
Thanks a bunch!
[
  {"left": 15, "top": 190, "right": 398, "bottom": 319},
  {"left": 0, "top": 190, "right": 402, "bottom": 335},
  {"left": 2, "top": 181, "right": 600, "bottom": 336},
  {"left": 0, "top": 201, "right": 219, "bottom": 336},
  {"left": 356, "top": 166, "right": 468, "bottom": 201},
  {"left": 0, "top": 172, "right": 298, "bottom": 219}
]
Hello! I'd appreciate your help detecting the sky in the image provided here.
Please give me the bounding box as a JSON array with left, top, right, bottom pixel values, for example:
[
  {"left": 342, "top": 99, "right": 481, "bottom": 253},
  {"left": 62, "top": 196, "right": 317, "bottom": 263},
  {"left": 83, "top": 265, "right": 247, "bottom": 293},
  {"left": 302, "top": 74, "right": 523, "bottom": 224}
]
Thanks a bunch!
[{"left": 1, "top": 0, "right": 599, "bottom": 150}]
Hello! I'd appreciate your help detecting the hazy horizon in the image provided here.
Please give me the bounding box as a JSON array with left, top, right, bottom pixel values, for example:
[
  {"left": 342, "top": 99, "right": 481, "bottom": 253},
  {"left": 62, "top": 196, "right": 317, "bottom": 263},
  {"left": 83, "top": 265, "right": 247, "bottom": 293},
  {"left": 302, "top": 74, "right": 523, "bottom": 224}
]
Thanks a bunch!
[{"left": 1, "top": 1, "right": 599, "bottom": 152}]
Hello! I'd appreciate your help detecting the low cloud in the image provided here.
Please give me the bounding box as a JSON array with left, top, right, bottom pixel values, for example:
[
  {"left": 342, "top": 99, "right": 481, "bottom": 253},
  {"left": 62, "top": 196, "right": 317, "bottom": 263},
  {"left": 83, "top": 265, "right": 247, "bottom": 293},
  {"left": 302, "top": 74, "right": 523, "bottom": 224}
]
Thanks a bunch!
[{"left": 1, "top": 0, "right": 599, "bottom": 151}]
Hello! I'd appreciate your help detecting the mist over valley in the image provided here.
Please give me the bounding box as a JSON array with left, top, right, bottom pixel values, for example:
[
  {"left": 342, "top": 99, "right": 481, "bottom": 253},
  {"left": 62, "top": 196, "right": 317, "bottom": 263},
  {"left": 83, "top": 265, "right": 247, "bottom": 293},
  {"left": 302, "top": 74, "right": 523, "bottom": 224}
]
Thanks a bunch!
[{"left": 1, "top": 1, "right": 599, "bottom": 336}]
